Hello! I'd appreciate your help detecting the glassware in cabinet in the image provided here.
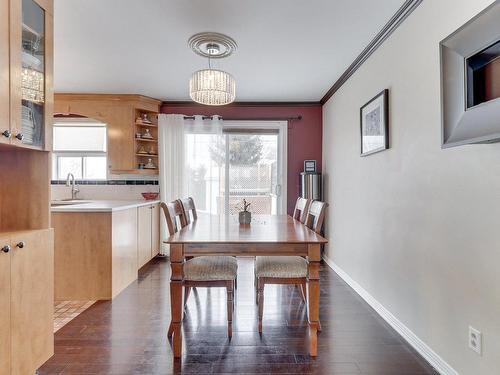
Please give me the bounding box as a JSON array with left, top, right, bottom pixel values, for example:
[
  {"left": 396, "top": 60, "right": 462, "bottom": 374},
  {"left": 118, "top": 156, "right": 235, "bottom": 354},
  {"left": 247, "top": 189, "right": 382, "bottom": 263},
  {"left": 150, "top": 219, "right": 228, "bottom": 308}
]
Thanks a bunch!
[{"left": 10, "top": 0, "right": 53, "bottom": 150}]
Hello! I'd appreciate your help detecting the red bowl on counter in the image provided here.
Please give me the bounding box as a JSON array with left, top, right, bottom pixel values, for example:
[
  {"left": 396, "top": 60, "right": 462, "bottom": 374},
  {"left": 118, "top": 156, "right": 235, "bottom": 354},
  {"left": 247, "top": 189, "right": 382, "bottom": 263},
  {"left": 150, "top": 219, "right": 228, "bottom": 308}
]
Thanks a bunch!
[{"left": 141, "top": 192, "right": 159, "bottom": 200}]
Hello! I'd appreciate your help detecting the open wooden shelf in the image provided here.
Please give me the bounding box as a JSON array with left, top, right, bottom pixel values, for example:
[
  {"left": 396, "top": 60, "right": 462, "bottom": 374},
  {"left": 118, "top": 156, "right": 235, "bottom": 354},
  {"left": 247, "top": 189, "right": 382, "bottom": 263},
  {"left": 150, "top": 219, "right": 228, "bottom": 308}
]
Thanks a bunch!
[
  {"left": 134, "top": 108, "right": 159, "bottom": 171},
  {"left": 135, "top": 122, "right": 157, "bottom": 128},
  {"left": 136, "top": 153, "right": 158, "bottom": 158}
]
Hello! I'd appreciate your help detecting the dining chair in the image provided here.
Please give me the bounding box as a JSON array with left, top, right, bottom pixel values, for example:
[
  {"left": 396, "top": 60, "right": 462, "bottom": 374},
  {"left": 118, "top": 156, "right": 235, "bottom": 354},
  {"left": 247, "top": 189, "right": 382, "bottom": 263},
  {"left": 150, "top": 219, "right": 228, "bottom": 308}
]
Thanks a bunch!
[
  {"left": 180, "top": 196, "right": 239, "bottom": 290},
  {"left": 254, "top": 200, "right": 328, "bottom": 333},
  {"left": 160, "top": 200, "right": 187, "bottom": 235},
  {"left": 163, "top": 199, "right": 238, "bottom": 339},
  {"left": 180, "top": 196, "right": 198, "bottom": 223},
  {"left": 293, "top": 197, "right": 311, "bottom": 223}
]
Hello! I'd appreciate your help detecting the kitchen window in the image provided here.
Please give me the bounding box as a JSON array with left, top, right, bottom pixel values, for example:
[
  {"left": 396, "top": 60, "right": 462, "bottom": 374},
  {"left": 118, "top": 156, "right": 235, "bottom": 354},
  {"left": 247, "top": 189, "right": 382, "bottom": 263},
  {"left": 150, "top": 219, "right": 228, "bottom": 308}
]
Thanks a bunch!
[{"left": 52, "top": 118, "right": 107, "bottom": 180}]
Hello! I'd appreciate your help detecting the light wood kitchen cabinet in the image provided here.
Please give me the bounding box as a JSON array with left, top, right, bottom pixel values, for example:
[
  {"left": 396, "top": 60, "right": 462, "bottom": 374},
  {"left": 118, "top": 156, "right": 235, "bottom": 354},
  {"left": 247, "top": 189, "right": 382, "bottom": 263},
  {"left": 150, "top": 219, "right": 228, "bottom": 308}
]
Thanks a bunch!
[
  {"left": 0, "top": 229, "right": 54, "bottom": 375},
  {"left": 151, "top": 203, "right": 160, "bottom": 257},
  {"left": 53, "top": 94, "right": 160, "bottom": 174},
  {"left": 0, "top": 0, "right": 53, "bottom": 373},
  {"left": 137, "top": 205, "right": 153, "bottom": 268},
  {"left": 137, "top": 203, "right": 160, "bottom": 268},
  {"left": 0, "top": 235, "right": 11, "bottom": 375},
  {"left": 53, "top": 203, "right": 160, "bottom": 301},
  {"left": 53, "top": 209, "right": 138, "bottom": 301},
  {"left": 8, "top": 0, "right": 53, "bottom": 150}
]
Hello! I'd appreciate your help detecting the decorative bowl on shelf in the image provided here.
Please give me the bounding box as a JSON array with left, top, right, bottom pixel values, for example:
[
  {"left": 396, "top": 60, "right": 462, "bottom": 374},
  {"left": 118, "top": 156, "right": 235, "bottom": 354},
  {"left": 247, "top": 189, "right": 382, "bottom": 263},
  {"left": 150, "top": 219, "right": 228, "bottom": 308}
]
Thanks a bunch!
[{"left": 141, "top": 192, "right": 159, "bottom": 200}]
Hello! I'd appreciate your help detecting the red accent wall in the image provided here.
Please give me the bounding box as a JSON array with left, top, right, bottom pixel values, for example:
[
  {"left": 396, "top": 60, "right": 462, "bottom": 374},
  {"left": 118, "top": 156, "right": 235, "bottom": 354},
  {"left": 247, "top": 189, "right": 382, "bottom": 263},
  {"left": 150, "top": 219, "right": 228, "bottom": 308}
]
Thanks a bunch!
[{"left": 161, "top": 103, "right": 323, "bottom": 214}]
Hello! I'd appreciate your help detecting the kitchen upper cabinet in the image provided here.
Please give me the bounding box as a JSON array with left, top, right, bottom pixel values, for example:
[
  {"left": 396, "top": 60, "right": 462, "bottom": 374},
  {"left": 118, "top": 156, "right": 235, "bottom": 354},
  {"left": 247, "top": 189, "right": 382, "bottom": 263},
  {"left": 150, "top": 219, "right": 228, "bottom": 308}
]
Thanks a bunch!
[
  {"left": 0, "top": 0, "right": 10, "bottom": 145},
  {"left": 0, "top": 236, "right": 11, "bottom": 375},
  {"left": 54, "top": 94, "right": 160, "bottom": 175},
  {"left": 9, "top": 0, "right": 53, "bottom": 150},
  {"left": 138, "top": 205, "right": 153, "bottom": 268},
  {"left": 0, "top": 229, "right": 53, "bottom": 375}
]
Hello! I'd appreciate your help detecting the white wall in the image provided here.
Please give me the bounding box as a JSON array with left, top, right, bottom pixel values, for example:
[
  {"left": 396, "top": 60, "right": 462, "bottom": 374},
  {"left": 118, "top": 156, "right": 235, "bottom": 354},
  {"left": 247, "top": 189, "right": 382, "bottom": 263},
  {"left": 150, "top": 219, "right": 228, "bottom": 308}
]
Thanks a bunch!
[{"left": 322, "top": 1, "right": 499, "bottom": 374}]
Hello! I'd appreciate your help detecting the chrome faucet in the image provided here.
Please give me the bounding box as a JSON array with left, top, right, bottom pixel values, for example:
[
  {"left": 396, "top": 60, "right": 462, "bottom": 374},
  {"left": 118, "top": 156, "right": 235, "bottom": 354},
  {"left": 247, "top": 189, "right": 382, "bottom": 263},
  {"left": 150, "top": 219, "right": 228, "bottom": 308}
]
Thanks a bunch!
[{"left": 65, "top": 173, "right": 80, "bottom": 200}]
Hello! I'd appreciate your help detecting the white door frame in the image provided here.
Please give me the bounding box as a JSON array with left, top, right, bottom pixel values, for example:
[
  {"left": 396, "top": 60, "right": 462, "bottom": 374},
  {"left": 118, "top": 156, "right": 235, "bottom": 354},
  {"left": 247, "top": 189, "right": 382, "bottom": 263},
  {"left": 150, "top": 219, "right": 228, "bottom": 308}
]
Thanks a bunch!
[{"left": 222, "top": 120, "right": 288, "bottom": 215}]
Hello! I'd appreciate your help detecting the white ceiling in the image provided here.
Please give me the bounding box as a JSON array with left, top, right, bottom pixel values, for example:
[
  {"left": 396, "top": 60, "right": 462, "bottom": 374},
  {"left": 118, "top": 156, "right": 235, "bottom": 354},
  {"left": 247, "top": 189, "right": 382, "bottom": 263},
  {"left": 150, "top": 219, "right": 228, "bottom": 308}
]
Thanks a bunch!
[{"left": 54, "top": 0, "right": 404, "bottom": 102}]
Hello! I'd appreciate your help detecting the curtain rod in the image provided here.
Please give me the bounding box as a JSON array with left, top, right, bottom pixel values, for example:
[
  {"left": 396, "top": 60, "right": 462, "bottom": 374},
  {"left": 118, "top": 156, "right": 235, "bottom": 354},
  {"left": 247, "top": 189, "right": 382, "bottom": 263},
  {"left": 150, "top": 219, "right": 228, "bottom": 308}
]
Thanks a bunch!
[{"left": 182, "top": 115, "right": 302, "bottom": 121}]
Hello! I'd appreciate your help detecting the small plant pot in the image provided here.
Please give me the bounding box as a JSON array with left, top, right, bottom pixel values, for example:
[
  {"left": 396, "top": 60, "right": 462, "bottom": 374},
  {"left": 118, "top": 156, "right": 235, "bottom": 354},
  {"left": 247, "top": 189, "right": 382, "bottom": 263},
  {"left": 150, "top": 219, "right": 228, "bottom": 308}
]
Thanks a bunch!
[{"left": 239, "top": 211, "right": 251, "bottom": 225}]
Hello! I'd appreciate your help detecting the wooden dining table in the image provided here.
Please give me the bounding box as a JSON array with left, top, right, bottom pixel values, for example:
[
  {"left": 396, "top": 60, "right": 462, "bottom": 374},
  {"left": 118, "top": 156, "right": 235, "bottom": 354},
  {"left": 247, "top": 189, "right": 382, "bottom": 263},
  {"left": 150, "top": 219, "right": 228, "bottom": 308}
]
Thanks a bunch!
[{"left": 164, "top": 213, "right": 328, "bottom": 358}]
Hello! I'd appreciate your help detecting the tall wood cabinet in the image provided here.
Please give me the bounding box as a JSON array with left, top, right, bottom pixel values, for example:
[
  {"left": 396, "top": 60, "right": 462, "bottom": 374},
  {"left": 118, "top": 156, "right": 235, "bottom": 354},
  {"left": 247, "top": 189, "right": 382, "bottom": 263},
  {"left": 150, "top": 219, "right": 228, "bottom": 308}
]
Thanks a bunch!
[{"left": 0, "top": 0, "right": 54, "bottom": 374}]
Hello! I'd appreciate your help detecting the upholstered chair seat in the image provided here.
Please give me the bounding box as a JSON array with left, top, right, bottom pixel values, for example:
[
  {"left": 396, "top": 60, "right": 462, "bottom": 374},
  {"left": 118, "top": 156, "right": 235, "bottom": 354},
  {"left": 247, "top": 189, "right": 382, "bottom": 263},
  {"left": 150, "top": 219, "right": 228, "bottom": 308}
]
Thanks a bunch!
[
  {"left": 184, "top": 256, "right": 238, "bottom": 281},
  {"left": 255, "top": 256, "right": 307, "bottom": 278}
]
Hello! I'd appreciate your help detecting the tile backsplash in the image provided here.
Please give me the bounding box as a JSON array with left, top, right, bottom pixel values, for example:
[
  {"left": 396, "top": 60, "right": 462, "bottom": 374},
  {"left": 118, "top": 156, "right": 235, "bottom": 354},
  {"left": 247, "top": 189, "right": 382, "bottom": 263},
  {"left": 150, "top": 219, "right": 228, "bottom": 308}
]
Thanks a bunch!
[
  {"left": 51, "top": 179, "right": 159, "bottom": 185},
  {"left": 51, "top": 179, "right": 160, "bottom": 201}
]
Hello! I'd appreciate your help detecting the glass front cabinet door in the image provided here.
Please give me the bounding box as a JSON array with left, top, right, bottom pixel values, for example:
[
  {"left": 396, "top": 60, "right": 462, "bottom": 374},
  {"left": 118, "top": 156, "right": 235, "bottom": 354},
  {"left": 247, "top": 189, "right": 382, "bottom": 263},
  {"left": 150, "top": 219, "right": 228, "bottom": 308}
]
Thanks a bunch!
[
  {"left": 10, "top": 0, "right": 53, "bottom": 150},
  {"left": 0, "top": 0, "right": 9, "bottom": 146}
]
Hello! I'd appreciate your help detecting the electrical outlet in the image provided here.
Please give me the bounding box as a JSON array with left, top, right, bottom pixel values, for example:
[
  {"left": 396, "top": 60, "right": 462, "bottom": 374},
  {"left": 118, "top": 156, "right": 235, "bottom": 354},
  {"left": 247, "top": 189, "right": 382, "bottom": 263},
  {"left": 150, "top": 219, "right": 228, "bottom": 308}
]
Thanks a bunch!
[{"left": 469, "top": 326, "right": 482, "bottom": 355}]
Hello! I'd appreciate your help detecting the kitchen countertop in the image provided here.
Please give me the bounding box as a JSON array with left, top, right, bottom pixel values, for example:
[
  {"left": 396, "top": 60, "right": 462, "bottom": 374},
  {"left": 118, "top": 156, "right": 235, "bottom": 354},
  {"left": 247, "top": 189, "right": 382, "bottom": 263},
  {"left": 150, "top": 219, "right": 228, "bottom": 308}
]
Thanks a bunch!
[{"left": 51, "top": 200, "right": 161, "bottom": 213}]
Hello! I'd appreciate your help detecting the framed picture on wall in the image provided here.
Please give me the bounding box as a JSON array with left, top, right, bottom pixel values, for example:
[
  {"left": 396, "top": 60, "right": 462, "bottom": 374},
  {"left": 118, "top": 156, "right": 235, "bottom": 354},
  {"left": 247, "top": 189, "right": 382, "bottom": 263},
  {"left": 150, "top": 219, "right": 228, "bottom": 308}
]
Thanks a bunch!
[{"left": 360, "top": 89, "right": 389, "bottom": 156}]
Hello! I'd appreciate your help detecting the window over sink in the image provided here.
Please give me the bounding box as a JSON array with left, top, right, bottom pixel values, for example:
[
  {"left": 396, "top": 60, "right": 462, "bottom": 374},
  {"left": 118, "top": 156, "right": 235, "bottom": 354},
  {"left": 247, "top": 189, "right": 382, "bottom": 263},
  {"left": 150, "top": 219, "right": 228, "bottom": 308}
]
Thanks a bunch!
[{"left": 52, "top": 118, "right": 107, "bottom": 180}]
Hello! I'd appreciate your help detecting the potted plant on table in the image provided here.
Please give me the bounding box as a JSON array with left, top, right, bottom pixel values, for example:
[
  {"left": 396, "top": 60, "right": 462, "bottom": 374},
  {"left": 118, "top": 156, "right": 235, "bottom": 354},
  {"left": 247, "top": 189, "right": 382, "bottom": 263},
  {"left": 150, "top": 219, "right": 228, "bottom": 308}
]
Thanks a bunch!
[{"left": 238, "top": 199, "right": 252, "bottom": 225}]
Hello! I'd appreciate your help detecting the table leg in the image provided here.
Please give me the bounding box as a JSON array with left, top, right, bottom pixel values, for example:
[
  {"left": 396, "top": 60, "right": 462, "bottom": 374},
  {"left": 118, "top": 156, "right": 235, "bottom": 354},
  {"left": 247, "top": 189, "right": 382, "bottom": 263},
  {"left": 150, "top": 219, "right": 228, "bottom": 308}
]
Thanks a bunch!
[
  {"left": 169, "top": 244, "right": 184, "bottom": 358},
  {"left": 307, "top": 244, "right": 321, "bottom": 357}
]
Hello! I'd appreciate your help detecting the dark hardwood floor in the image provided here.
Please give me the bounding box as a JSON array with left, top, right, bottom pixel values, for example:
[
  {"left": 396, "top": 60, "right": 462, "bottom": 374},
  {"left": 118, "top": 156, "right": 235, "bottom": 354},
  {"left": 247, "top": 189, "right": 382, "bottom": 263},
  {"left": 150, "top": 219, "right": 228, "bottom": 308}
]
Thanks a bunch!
[{"left": 39, "top": 257, "right": 437, "bottom": 375}]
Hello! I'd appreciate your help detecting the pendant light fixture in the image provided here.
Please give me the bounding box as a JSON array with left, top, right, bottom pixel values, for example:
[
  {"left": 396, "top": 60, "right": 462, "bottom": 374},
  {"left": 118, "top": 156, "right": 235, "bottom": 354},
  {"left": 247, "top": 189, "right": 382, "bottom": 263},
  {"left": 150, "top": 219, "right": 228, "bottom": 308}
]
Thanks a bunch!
[{"left": 188, "top": 32, "right": 237, "bottom": 106}]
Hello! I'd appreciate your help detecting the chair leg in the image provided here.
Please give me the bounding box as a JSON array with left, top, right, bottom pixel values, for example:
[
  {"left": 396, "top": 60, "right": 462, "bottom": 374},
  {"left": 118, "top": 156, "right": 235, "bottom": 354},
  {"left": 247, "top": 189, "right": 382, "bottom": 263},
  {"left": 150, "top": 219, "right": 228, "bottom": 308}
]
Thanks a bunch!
[
  {"left": 184, "top": 286, "right": 191, "bottom": 307},
  {"left": 318, "top": 319, "right": 322, "bottom": 332},
  {"left": 257, "top": 278, "right": 264, "bottom": 333},
  {"left": 300, "top": 282, "right": 307, "bottom": 302},
  {"left": 226, "top": 281, "right": 234, "bottom": 339}
]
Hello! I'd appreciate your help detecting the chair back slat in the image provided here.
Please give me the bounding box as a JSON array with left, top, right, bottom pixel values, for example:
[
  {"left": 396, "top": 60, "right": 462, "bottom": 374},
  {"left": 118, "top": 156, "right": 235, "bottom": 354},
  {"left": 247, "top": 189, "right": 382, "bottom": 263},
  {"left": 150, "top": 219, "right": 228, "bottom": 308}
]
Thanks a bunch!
[
  {"left": 160, "top": 200, "right": 187, "bottom": 236},
  {"left": 293, "top": 197, "right": 311, "bottom": 223},
  {"left": 305, "top": 200, "right": 328, "bottom": 233},
  {"left": 180, "top": 197, "right": 198, "bottom": 224}
]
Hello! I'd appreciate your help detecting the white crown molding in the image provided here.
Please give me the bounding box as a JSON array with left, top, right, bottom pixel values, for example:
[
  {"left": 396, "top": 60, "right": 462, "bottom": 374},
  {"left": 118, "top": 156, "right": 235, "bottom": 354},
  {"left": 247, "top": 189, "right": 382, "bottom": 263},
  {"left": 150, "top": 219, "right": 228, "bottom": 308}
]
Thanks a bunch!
[{"left": 322, "top": 255, "right": 459, "bottom": 375}]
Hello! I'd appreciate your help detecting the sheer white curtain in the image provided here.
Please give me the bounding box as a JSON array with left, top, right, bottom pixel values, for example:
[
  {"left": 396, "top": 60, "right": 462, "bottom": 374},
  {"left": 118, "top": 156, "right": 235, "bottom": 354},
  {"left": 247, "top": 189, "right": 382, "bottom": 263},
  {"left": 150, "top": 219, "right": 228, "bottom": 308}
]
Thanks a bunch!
[
  {"left": 158, "top": 114, "right": 222, "bottom": 254},
  {"left": 158, "top": 114, "right": 185, "bottom": 255}
]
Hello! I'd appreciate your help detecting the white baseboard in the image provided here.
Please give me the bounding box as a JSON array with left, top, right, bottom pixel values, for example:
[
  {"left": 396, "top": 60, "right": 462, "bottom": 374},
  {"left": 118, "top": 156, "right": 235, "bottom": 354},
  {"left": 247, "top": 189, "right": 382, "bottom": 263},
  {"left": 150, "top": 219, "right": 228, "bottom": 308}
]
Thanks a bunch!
[{"left": 322, "top": 255, "right": 459, "bottom": 375}]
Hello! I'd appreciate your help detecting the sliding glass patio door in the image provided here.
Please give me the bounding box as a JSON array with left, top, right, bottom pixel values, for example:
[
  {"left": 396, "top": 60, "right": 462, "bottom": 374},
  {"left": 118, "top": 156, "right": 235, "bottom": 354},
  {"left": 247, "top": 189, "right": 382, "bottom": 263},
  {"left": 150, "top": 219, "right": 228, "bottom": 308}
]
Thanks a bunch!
[{"left": 185, "top": 121, "right": 287, "bottom": 215}]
